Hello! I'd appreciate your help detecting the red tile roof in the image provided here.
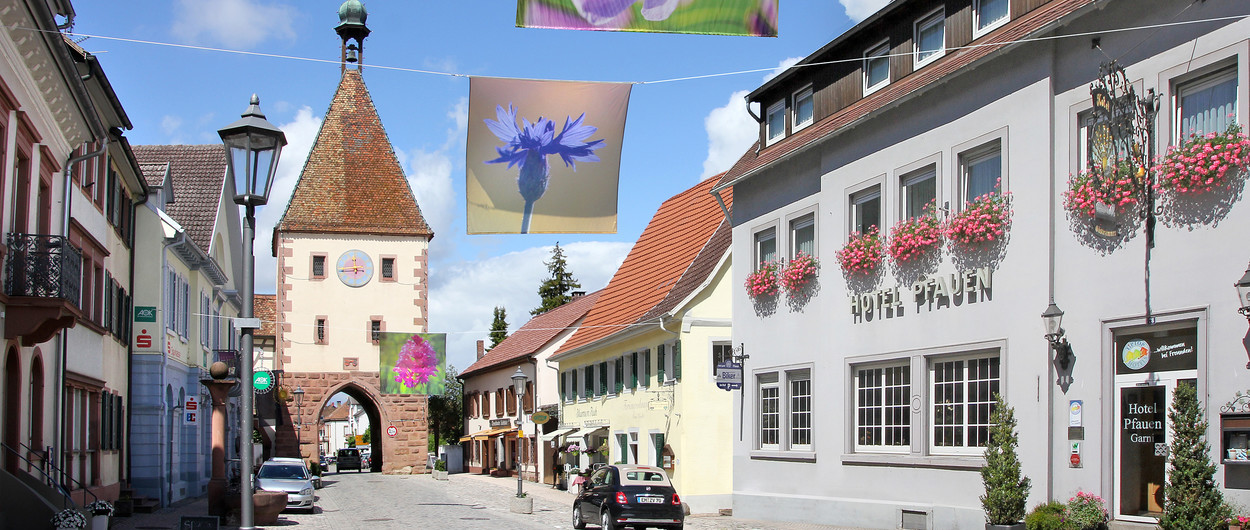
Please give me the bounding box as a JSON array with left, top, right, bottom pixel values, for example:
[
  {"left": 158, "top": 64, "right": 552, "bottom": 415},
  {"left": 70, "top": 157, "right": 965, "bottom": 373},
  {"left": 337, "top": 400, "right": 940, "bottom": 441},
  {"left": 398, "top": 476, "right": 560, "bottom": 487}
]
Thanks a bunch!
[
  {"left": 460, "top": 290, "right": 602, "bottom": 378},
  {"left": 555, "top": 175, "right": 731, "bottom": 356},
  {"left": 276, "top": 69, "right": 433, "bottom": 238},
  {"left": 717, "top": 0, "right": 1094, "bottom": 190},
  {"left": 132, "top": 144, "right": 228, "bottom": 254},
  {"left": 254, "top": 294, "right": 276, "bottom": 337}
]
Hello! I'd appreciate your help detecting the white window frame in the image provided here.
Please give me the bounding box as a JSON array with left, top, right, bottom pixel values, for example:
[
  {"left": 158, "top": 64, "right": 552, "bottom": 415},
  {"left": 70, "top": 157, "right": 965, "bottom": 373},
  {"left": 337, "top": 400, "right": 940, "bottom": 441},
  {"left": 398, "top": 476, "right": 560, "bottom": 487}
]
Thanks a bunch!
[
  {"left": 753, "top": 364, "right": 816, "bottom": 459},
  {"left": 914, "top": 8, "right": 945, "bottom": 68},
  {"left": 973, "top": 0, "right": 1009, "bottom": 38},
  {"left": 711, "top": 341, "right": 734, "bottom": 377},
  {"left": 953, "top": 131, "right": 1008, "bottom": 210},
  {"left": 624, "top": 352, "right": 635, "bottom": 392},
  {"left": 757, "top": 372, "right": 781, "bottom": 451},
  {"left": 853, "top": 361, "right": 912, "bottom": 453},
  {"left": 788, "top": 211, "right": 816, "bottom": 260},
  {"left": 792, "top": 86, "right": 814, "bottom": 132},
  {"left": 607, "top": 359, "right": 617, "bottom": 396},
  {"left": 662, "top": 341, "right": 677, "bottom": 384},
  {"left": 929, "top": 353, "right": 1000, "bottom": 456},
  {"left": 849, "top": 185, "right": 882, "bottom": 236},
  {"left": 900, "top": 165, "right": 938, "bottom": 220},
  {"left": 753, "top": 226, "right": 778, "bottom": 269},
  {"left": 787, "top": 369, "right": 813, "bottom": 452},
  {"left": 1173, "top": 66, "right": 1238, "bottom": 141},
  {"left": 766, "top": 100, "right": 786, "bottom": 146},
  {"left": 864, "top": 41, "right": 890, "bottom": 96}
]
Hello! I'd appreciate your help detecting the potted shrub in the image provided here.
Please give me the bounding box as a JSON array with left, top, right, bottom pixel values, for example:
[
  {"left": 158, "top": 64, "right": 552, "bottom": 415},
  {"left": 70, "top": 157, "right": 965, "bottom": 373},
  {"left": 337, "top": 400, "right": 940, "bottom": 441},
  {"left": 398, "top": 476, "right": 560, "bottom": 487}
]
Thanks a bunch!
[
  {"left": 946, "top": 187, "right": 1013, "bottom": 246},
  {"left": 1023, "top": 501, "right": 1065, "bottom": 530},
  {"left": 1064, "top": 491, "right": 1109, "bottom": 529},
  {"left": 1156, "top": 122, "right": 1250, "bottom": 195},
  {"left": 1160, "top": 382, "right": 1231, "bottom": 529},
  {"left": 745, "top": 261, "right": 781, "bottom": 298},
  {"left": 835, "top": 226, "right": 883, "bottom": 275},
  {"left": 432, "top": 458, "right": 449, "bottom": 480},
  {"left": 981, "top": 393, "right": 1030, "bottom": 530}
]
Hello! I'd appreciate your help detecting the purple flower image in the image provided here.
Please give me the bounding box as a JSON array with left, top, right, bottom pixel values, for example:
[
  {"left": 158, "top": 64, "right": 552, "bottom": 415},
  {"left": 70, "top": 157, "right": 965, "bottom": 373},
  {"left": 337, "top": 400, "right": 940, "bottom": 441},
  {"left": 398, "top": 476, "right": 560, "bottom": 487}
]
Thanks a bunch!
[
  {"left": 570, "top": 0, "right": 680, "bottom": 26},
  {"left": 484, "top": 103, "right": 605, "bottom": 233},
  {"left": 394, "top": 335, "right": 438, "bottom": 388}
]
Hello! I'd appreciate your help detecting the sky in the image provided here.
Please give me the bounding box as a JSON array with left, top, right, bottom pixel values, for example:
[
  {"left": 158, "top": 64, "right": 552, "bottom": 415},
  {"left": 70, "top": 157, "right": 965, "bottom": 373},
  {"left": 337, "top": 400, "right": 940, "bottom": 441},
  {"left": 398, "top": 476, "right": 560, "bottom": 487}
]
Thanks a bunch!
[{"left": 69, "top": 0, "right": 885, "bottom": 373}]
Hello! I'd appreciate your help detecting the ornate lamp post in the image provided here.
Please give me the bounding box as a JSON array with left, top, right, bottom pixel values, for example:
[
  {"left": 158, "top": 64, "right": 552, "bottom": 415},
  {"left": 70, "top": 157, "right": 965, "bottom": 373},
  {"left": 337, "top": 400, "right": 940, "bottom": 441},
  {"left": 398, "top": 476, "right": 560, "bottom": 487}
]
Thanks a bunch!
[
  {"left": 511, "top": 367, "right": 529, "bottom": 498},
  {"left": 219, "top": 95, "right": 286, "bottom": 530},
  {"left": 293, "top": 387, "right": 305, "bottom": 429},
  {"left": 1236, "top": 264, "right": 1250, "bottom": 368}
]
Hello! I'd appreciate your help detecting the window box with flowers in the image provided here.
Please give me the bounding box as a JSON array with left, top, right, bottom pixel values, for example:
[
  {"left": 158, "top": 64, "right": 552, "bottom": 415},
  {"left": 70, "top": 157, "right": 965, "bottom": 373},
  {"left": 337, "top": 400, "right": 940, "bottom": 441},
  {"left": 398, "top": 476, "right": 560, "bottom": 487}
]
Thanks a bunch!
[
  {"left": 745, "top": 262, "right": 781, "bottom": 298},
  {"left": 1063, "top": 160, "right": 1147, "bottom": 219},
  {"left": 781, "top": 252, "right": 820, "bottom": 292},
  {"left": 887, "top": 207, "right": 943, "bottom": 264},
  {"left": 946, "top": 190, "right": 1012, "bottom": 246},
  {"left": 1156, "top": 122, "right": 1250, "bottom": 195},
  {"left": 836, "top": 226, "right": 883, "bottom": 275}
]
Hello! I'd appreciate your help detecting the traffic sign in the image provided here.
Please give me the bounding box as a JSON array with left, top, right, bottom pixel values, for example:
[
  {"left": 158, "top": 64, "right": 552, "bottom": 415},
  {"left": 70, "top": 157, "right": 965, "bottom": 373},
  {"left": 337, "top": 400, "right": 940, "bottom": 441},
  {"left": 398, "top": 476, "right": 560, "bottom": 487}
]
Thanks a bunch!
[
  {"left": 387, "top": 425, "right": 398, "bottom": 437},
  {"left": 1070, "top": 453, "right": 1081, "bottom": 467},
  {"left": 715, "top": 361, "right": 743, "bottom": 390},
  {"left": 253, "top": 370, "right": 274, "bottom": 393}
]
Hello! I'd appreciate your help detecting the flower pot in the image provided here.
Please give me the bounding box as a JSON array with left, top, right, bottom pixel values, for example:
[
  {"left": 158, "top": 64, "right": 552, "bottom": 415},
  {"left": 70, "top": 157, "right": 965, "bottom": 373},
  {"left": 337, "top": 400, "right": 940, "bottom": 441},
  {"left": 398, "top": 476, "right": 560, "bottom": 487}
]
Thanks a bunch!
[
  {"left": 90, "top": 515, "right": 108, "bottom": 530},
  {"left": 253, "top": 490, "right": 288, "bottom": 525},
  {"left": 433, "top": 470, "right": 448, "bottom": 481},
  {"left": 986, "top": 524, "right": 1025, "bottom": 530},
  {"left": 510, "top": 496, "right": 533, "bottom": 514}
]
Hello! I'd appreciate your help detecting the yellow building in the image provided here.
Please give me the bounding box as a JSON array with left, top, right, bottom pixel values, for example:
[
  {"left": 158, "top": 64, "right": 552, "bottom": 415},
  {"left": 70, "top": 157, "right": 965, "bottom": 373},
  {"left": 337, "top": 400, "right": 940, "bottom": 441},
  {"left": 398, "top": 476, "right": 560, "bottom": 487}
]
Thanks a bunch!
[{"left": 550, "top": 176, "right": 734, "bottom": 514}]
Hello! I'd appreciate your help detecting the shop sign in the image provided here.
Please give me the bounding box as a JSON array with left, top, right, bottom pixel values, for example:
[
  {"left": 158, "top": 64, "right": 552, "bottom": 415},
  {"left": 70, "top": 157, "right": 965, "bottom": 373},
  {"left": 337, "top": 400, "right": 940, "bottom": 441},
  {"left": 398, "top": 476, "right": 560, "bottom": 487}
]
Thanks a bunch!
[
  {"left": 490, "top": 418, "right": 512, "bottom": 428},
  {"left": 134, "top": 306, "right": 157, "bottom": 322},
  {"left": 715, "top": 361, "right": 743, "bottom": 390},
  {"left": 850, "top": 267, "right": 992, "bottom": 321},
  {"left": 1115, "top": 326, "right": 1197, "bottom": 375},
  {"left": 531, "top": 411, "right": 550, "bottom": 424},
  {"left": 184, "top": 397, "right": 198, "bottom": 425},
  {"left": 1069, "top": 400, "right": 1083, "bottom": 427},
  {"left": 253, "top": 370, "right": 274, "bottom": 393}
]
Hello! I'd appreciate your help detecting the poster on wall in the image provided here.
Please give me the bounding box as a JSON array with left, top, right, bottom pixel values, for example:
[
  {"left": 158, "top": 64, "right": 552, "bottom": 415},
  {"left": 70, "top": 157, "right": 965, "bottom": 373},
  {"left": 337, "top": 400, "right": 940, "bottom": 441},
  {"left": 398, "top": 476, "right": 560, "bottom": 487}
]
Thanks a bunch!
[
  {"left": 1114, "top": 325, "right": 1197, "bottom": 375},
  {"left": 466, "top": 77, "right": 630, "bottom": 234},
  {"left": 516, "top": 0, "right": 778, "bottom": 37},
  {"left": 379, "top": 332, "right": 447, "bottom": 395}
]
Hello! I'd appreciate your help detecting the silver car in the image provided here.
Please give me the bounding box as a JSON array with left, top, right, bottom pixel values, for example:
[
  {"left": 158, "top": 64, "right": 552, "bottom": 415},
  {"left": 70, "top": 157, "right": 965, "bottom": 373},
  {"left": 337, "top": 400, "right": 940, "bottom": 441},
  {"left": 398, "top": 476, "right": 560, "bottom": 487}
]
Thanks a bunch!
[{"left": 255, "top": 459, "right": 316, "bottom": 512}]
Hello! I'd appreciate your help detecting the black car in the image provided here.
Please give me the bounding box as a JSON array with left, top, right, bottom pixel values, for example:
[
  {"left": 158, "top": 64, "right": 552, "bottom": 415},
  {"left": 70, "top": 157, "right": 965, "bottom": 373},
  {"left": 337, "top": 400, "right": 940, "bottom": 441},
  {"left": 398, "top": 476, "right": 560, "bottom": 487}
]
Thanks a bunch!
[
  {"left": 572, "top": 464, "right": 683, "bottom": 530},
  {"left": 336, "top": 448, "right": 363, "bottom": 472}
]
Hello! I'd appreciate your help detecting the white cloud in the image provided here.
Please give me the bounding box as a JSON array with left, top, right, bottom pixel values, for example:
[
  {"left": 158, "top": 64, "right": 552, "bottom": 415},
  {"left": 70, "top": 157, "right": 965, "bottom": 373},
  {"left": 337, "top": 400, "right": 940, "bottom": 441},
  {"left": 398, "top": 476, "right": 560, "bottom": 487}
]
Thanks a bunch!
[
  {"left": 700, "top": 57, "right": 803, "bottom": 179},
  {"left": 160, "top": 115, "right": 182, "bottom": 136},
  {"left": 252, "top": 105, "right": 321, "bottom": 293},
  {"left": 839, "top": 0, "right": 890, "bottom": 23},
  {"left": 171, "top": 0, "right": 296, "bottom": 49},
  {"left": 430, "top": 241, "right": 631, "bottom": 373}
]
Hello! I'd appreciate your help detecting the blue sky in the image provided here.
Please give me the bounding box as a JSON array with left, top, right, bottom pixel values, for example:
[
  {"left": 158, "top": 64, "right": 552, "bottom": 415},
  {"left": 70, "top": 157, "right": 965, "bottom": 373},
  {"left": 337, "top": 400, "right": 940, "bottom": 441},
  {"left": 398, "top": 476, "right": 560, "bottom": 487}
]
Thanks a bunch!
[{"left": 69, "top": 0, "right": 883, "bottom": 372}]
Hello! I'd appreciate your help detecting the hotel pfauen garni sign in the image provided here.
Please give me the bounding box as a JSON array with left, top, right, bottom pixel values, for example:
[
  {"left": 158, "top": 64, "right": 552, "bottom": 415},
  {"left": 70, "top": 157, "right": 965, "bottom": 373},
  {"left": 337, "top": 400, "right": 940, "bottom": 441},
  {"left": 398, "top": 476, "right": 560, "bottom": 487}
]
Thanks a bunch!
[{"left": 850, "top": 267, "right": 992, "bottom": 322}]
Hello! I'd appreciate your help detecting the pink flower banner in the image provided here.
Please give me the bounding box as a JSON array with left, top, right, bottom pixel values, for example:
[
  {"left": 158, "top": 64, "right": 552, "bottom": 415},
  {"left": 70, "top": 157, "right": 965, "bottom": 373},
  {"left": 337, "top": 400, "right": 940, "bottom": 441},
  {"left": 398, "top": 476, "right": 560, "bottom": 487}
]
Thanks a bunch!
[
  {"left": 517, "top": 0, "right": 778, "bottom": 37},
  {"left": 379, "top": 332, "right": 447, "bottom": 395},
  {"left": 467, "top": 77, "right": 631, "bottom": 234}
]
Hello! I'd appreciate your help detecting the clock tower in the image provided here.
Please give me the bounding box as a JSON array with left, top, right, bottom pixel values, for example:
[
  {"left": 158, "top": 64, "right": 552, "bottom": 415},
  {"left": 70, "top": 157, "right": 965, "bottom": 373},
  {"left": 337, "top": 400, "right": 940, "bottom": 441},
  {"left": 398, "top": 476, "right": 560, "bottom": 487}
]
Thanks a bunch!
[{"left": 269, "top": 1, "right": 435, "bottom": 473}]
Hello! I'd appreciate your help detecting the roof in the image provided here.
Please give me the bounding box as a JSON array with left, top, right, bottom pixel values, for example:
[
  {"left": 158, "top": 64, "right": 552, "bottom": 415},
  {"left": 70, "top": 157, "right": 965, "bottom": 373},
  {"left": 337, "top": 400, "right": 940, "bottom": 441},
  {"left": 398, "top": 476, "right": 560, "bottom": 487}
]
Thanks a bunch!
[
  {"left": 254, "top": 294, "right": 276, "bottom": 337},
  {"left": 717, "top": 0, "right": 1093, "bottom": 191},
  {"left": 554, "top": 175, "right": 731, "bottom": 356},
  {"left": 459, "top": 290, "right": 602, "bottom": 378},
  {"left": 139, "top": 162, "right": 169, "bottom": 188},
  {"left": 322, "top": 403, "right": 350, "bottom": 422},
  {"left": 275, "top": 69, "right": 433, "bottom": 239},
  {"left": 132, "top": 144, "right": 228, "bottom": 253}
]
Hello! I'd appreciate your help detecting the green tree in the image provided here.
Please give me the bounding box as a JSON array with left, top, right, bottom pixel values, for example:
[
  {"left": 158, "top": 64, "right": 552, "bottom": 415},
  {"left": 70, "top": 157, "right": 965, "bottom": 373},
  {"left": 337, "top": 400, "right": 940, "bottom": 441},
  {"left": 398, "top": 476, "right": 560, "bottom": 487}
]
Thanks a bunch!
[
  {"left": 981, "top": 393, "right": 1030, "bottom": 525},
  {"left": 1160, "top": 382, "right": 1231, "bottom": 529},
  {"left": 344, "top": 432, "right": 355, "bottom": 447},
  {"left": 531, "top": 243, "right": 581, "bottom": 315},
  {"left": 362, "top": 426, "right": 373, "bottom": 444},
  {"left": 489, "top": 307, "right": 508, "bottom": 349},
  {"left": 428, "top": 365, "right": 465, "bottom": 451}
]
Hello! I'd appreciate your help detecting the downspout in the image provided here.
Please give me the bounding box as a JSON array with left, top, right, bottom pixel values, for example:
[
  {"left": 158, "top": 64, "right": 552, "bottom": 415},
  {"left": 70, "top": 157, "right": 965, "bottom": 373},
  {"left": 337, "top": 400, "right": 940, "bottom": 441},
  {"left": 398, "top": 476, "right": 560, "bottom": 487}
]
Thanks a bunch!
[
  {"left": 711, "top": 190, "right": 732, "bottom": 226},
  {"left": 656, "top": 316, "right": 681, "bottom": 443},
  {"left": 125, "top": 188, "right": 149, "bottom": 488},
  {"left": 1045, "top": 38, "right": 1058, "bottom": 503},
  {"left": 743, "top": 94, "right": 764, "bottom": 155}
]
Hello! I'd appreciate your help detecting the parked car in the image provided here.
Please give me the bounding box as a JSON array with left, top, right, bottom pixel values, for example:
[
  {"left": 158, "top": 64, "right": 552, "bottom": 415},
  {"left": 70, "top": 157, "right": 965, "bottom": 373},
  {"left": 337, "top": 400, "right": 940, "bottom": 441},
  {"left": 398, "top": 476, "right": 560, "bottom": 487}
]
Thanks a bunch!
[
  {"left": 572, "top": 464, "right": 683, "bottom": 530},
  {"left": 336, "top": 448, "right": 363, "bottom": 472},
  {"left": 255, "top": 458, "right": 316, "bottom": 512}
]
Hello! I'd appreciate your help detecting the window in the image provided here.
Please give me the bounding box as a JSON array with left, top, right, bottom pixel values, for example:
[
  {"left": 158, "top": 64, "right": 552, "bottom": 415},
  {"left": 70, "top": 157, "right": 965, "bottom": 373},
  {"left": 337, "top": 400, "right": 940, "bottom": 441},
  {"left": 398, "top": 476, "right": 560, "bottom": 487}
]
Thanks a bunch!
[
  {"left": 850, "top": 187, "right": 881, "bottom": 235},
  {"left": 789, "top": 214, "right": 815, "bottom": 258},
  {"left": 569, "top": 369, "right": 578, "bottom": 402},
  {"left": 370, "top": 319, "right": 381, "bottom": 343},
  {"left": 583, "top": 365, "right": 592, "bottom": 399},
  {"left": 766, "top": 100, "right": 786, "bottom": 145},
  {"left": 931, "top": 355, "right": 1000, "bottom": 454},
  {"left": 758, "top": 373, "right": 780, "bottom": 449},
  {"left": 381, "top": 257, "right": 396, "bottom": 280},
  {"left": 756, "top": 368, "right": 814, "bottom": 453},
  {"left": 642, "top": 349, "right": 651, "bottom": 388},
  {"left": 855, "top": 364, "right": 911, "bottom": 450},
  {"left": 651, "top": 433, "right": 666, "bottom": 467},
  {"left": 754, "top": 227, "right": 777, "bottom": 268},
  {"left": 599, "top": 361, "right": 609, "bottom": 396},
  {"left": 200, "top": 294, "right": 210, "bottom": 346},
  {"left": 1175, "top": 67, "right": 1237, "bottom": 140},
  {"left": 914, "top": 9, "right": 945, "bottom": 67},
  {"left": 974, "top": 0, "right": 1008, "bottom": 36},
  {"left": 614, "top": 357, "right": 624, "bottom": 394},
  {"left": 793, "top": 87, "right": 814, "bottom": 131},
  {"left": 864, "top": 41, "right": 890, "bottom": 95},
  {"left": 179, "top": 276, "right": 189, "bottom": 337},
  {"left": 712, "top": 341, "right": 733, "bottom": 375},
  {"left": 960, "top": 141, "right": 1002, "bottom": 205},
  {"left": 626, "top": 352, "right": 636, "bottom": 390},
  {"left": 657, "top": 345, "right": 667, "bottom": 383},
  {"left": 315, "top": 317, "right": 327, "bottom": 344},
  {"left": 901, "top": 166, "right": 937, "bottom": 219},
  {"left": 311, "top": 255, "right": 326, "bottom": 279},
  {"left": 789, "top": 370, "right": 812, "bottom": 450}
]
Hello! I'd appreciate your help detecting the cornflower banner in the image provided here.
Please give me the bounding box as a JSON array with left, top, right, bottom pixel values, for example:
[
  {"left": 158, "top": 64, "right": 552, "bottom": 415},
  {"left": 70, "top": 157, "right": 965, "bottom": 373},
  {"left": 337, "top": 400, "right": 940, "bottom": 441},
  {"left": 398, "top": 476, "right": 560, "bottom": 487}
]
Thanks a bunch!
[
  {"left": 517, "top": 0, "right": 778, "bottom": 37},
  {"left": 379, "top": 332, "right": 447, "bottom": 395},
  {"left": 467, "top": 77, "right": 631, "bottom": 234}
]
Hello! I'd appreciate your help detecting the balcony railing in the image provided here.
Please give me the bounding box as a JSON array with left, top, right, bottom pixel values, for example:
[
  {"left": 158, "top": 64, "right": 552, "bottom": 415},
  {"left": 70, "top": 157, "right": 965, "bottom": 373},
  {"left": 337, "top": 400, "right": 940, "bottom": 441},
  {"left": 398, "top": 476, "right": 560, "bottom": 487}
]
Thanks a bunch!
[{"left": 4, "top": 234, "right": 82, "bottom": 300}]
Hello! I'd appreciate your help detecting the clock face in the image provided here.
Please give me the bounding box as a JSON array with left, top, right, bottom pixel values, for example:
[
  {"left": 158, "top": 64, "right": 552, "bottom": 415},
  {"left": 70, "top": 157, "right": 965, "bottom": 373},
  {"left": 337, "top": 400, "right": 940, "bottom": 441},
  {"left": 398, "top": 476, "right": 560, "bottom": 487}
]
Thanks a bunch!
[{"left": 336, "top": 250, "right": 374, "bottom": 287}]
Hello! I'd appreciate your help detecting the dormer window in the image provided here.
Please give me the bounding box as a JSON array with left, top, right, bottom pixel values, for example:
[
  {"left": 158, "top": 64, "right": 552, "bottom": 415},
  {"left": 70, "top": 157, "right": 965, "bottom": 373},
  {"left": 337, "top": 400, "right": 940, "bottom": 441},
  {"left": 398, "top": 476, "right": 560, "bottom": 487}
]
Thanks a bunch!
[
  {"left": 766, "top": 100, "right": 786, "bottom": 145},
  {"left": 864, "top": 41, "right": 890, "bottom": 95},
  {"left": 974, "top": 0, "right": 1009, "bottom": 37},
  {"left": 793, "top": 87, "right": 814, "bottom": 132},
  {"left": 914, "top": 9, "right": 945, "bottom": 68}
]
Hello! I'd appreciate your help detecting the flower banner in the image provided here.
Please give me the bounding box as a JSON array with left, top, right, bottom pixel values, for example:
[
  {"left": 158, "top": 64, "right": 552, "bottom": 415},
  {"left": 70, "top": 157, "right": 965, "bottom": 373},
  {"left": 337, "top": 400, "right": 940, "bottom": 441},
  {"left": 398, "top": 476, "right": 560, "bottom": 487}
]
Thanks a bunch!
[
  {"left": 379, "top": 332, "right": 447, "bottom": 395},
  {"left": 517, "top": 0, "right": 778, "bottom": 37},
  {"left": 467, "top": 77, "right": 631, "bottom": 234}
]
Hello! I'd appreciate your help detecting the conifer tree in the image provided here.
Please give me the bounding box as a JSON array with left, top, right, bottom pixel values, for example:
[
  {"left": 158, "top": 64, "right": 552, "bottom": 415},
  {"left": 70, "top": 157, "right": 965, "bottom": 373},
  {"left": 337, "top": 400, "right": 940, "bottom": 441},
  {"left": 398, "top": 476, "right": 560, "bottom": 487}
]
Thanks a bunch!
[
  {"left": 1160, "top": 382, "right": 1230, "bottom": 529},
  {"left": 981, "top": 393, "right": 1030, "bottom": 525},
  {"left": 489, "top": 307, "right": 508, "bottom": 348},
  {"left": 532, "top": 242, "right": 581, "bottom": 315}
]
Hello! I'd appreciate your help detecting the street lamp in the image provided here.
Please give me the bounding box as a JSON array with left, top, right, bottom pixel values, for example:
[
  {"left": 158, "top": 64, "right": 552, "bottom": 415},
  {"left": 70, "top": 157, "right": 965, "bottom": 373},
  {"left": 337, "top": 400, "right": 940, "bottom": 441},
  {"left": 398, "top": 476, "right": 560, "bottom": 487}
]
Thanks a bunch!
[
  {"left": 219, "top": 94, "right": 286, "bottom": 530},
  {"left": 1042, "top": 302, "right": 1074, "bottom": 374},
  {"left": 293, "top": 387, "right": 305, "bottom": 429},
  {"left": 1235, "top": 263, "right": 1250, "bottom": 368},
  {"left": 511, "top": 367, "right": 529, "bottom": 499}
]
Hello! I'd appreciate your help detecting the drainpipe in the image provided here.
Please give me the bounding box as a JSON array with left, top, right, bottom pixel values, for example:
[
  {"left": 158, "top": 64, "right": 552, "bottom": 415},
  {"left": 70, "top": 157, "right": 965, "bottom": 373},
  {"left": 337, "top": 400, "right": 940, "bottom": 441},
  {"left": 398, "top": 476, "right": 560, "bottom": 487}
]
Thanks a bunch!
[
  {"left": 1045, "top": 39, "right": 1058, "bottom": 503},
  {"left": 167, "top": 403, "right": 182, "bottom": 506},
  {"left": 743, "top": 94, "right": 764, "bottom": 155},
  {"left": 125, "top": 188, "right": 150, "bottom": 487},
  {"left": 656, "top": 316, "right": 681, "bottom": 442}
]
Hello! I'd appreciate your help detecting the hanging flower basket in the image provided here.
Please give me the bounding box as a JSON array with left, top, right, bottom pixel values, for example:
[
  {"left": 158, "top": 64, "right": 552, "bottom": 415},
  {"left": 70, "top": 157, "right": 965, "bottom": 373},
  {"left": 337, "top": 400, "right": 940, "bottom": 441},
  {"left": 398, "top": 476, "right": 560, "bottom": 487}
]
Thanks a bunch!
[
  {"left": 1156, "top": 122, "right": 1250, "bottom": 194},
  {"left": 781, "top": 253, "right": 820, "bottom": 292},
  {"left": 51, "top": 508, "right": 87, "bottom": 530},
  {"left": 887, "top": 208, "right": 943, "bottom": 264},
  {"left": 836, "top": 226, "right": 883, "bottom": 275},
  {"left": 744, "top": 262, "right": 781, "bottom": 298},
  {"left": 1063, "top": 160, "right": 1148, "bottom": 218},
  {"left": 945, "top": 190, "right": 1013, "bottom": 246}
]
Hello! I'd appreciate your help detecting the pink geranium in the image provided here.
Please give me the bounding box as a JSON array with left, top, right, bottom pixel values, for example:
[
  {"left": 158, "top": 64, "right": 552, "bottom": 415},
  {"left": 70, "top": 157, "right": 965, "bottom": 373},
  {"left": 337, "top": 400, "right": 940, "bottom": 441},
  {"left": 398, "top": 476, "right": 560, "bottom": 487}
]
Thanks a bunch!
[
  {"left": 781, "top": 252, "right": 820, "bottom": 292},
  {"left": 887, "top": 202, "right": 943, "bottom": 264},
  {"left": 945, "top": 185, "right": 1013, "bottom": 246},
  {"left": 1064, "top": 159, "right": 1147, "bottom": 217},
  {"left": 393, "top": 335, "right": 438, "bottom": 388},
  {"left": 836, "top": 226, "right": 883, "bottom": 275},
  {"left": 1156, "top": 122, "right": 1250, "bottom": 194},
  {"left": 745, "top": 262, "right": 781, "bottom": 298}
]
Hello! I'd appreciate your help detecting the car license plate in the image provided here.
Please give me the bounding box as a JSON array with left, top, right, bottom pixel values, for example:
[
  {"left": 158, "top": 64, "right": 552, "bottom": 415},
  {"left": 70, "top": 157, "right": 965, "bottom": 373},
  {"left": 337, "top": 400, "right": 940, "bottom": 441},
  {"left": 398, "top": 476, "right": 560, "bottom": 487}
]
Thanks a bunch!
[{"left": 637, "top": 496, "right": 664, "bottom": 504}]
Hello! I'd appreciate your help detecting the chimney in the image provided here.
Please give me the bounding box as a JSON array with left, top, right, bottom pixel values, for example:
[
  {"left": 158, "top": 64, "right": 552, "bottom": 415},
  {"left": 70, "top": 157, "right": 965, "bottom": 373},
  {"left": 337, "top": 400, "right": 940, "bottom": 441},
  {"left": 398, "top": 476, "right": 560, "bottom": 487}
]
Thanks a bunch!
[
  {"left": 571, "top": 291, "right": 586, "bottom": 300},
  {"left": 476, "top": 340, "right": 485, "bottom": 360}
]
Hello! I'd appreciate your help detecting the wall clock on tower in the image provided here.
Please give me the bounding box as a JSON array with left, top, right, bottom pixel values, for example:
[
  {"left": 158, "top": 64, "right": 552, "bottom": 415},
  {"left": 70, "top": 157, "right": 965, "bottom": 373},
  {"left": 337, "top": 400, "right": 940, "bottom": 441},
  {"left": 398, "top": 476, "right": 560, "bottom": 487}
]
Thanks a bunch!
[{"left": 336, "top": 250, "right": 374, "bottom": 287}]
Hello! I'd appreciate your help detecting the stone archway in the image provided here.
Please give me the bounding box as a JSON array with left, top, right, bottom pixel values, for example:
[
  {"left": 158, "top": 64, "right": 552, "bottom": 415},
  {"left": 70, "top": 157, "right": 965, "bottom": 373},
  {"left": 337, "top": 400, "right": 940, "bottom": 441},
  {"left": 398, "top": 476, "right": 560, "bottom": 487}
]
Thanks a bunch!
[{"left": 276, "top": 371, "right": 429, "bottom": 474}]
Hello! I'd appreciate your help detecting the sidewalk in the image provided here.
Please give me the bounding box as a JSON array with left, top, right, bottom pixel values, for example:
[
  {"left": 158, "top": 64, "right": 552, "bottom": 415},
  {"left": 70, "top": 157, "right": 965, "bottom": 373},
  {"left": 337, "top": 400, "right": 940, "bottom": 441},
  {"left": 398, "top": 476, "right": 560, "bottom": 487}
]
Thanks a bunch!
[{"left": 107, "top": 495, "right": 225, "bottom": 530}]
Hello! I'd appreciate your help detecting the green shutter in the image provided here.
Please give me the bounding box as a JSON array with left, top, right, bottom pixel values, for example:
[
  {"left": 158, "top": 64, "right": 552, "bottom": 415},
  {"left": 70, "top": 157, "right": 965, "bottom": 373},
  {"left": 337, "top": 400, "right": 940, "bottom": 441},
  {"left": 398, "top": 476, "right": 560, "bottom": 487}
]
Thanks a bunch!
[
  {"left": 674, "top": 341, "right": 682, "bottom": 381},
  {"left": 560, "top": 371, "right": 567, "bottom": 401},
  {"left": 615, "top": 358, "right": 624, "bottom": 394},
  {"left": 655, "top": 433, "right": 665, "bottom": 466},
  {"left": 630, "top": 352, "right": 638, "bottom": 388},
  {"left": 600, "top": 361, "right": 608, "bottom": 396},
  {"left": 643, "top": 349, "right": 651, "bottom": 387},
  {"left": 657, "top": 345, "right": 666, "bottom": 383}
]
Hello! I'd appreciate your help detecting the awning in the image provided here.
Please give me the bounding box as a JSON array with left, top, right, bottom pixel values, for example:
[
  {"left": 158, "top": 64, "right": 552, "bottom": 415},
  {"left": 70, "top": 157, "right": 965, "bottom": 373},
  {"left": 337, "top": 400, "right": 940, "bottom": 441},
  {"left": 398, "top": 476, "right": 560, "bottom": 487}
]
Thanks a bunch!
[
  {"left": 540, "top": 427, "right": 576, "bottom": 441},
  {"left": 466, "top": 429, "right": 493, "bottom": 441},
  {"left": 567, "top": 426, "right": 607, "bottom": 440},
  {"left": 485, "top": 427, "right": 518, "bottom": 438}
]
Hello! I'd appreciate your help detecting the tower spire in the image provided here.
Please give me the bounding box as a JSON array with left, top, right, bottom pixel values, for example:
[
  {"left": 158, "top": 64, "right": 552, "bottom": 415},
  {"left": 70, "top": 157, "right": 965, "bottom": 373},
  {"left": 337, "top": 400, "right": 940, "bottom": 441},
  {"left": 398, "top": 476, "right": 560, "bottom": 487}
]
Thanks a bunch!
[{"left": 335, "top": 0, "right": 370, "bottom": 73}]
